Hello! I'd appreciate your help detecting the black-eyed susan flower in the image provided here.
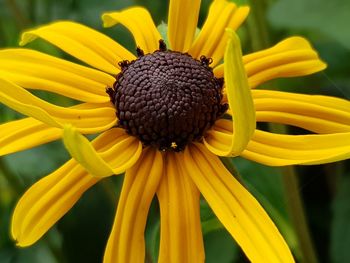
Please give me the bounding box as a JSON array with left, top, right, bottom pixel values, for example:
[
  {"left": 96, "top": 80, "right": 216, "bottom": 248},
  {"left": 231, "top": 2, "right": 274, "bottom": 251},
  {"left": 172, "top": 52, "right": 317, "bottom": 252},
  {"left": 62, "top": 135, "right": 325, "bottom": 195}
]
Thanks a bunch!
[{"left": 1, "top": 0, "right": 350, "bottom": 262}]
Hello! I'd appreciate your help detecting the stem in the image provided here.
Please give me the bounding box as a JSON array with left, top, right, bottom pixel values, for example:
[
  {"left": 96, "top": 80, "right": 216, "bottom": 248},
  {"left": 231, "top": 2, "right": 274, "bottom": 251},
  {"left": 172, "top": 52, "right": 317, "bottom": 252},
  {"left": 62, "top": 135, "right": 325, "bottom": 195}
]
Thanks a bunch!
[
  {"left": 246, "top": 0, "right": 270, "bottom": 51},
  {"left": 246, "top": 1, "right": 319, "bottom": 262},
  {"left": 281, "top": 165, "right": 318, "bottom": 263}
]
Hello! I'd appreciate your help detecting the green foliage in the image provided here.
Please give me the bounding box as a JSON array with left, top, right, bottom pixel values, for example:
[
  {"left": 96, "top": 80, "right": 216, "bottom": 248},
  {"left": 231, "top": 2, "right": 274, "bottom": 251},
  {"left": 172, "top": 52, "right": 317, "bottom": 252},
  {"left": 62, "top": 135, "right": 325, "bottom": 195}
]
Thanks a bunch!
[
  {"left": 0, "top": 0, "right": 349, "bottom": 262},
  {"left": 331, "top": 174, "right": 350, "bottom": 263},
  {"left": 269, "top": 0, "right": 350, "bottom": 50}
]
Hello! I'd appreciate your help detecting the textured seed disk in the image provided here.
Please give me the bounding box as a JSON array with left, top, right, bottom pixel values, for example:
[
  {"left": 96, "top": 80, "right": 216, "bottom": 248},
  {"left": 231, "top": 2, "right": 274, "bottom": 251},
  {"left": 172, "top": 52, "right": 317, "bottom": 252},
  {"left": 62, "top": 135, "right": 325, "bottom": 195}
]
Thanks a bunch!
[{"left": 110, "top": 48, "right": 227, "bottom": 151}]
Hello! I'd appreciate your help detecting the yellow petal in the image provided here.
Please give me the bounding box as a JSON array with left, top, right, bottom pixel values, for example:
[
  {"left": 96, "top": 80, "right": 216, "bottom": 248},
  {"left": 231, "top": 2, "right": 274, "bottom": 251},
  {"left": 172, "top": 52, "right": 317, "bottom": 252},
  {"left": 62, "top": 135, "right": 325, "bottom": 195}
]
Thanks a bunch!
[
  {"left": 253, "top": 89, "right": 350, "bottom": 133},
  {"left": 0, "top": 78, "right": 61, "bottom": 128},
  {"left": 204, "top": 30, "right": 255, "bottom": 156},
  {"left": 213, "top": 119, "right": 350, "bottom": 166},
  {"left": 12, "top": 128, "right": 141, "bottom": 247},
  {"left": 157, "top": 152, "right": 204, "bottom": 263},
  {"left": 0, "top": 118, "right": 60, "bottom": 156},
  {"left": 185, "top": 143, "right": 294, "bottom": 263},
  {"left": 0, "top": 79, "right": 117, "bottom": 133},
  {"left": 215, "top": 37, "right": 326, "bottom": 87},
  {"left": 244, "top": 130, "right": 350, "bottom": 166},
  {"left": 189, "top": 0, "right": 249, "bottom": 66},
  {"left": 103, "top": 148, "right": 163, "bottom": 263},
  {"left": 0, "top": 49, "right": 114, "bottom": 103},
  {"left": 102, "top": 7, "right": 161, "bottom": 54},
  {"left": 63, "top": 126, "right": 142, "bottom": 177},
  {"left": 167, "top": 0, "right": 201, "bottom": 51},
  {"left": 20, "top": 21, "right": 134, "bottom": 74},
  {"left": 12, "top": 159, "right": 98, "bottom": 247},
  {"left": 0, "top": 101, "right": 120, "bottom": 156}
]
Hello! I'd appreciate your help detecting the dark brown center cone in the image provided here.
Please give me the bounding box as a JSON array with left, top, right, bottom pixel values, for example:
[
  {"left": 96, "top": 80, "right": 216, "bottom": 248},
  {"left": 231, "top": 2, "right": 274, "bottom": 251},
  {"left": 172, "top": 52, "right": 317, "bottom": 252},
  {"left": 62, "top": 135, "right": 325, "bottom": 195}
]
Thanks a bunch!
[{"left": 107, "top": 41, "right": 227, "bottom": 151}]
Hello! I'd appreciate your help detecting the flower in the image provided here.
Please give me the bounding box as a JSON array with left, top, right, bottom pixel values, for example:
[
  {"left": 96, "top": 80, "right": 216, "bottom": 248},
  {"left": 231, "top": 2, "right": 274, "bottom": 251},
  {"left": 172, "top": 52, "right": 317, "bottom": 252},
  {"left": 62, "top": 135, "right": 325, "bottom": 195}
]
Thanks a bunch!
[{"left": 1, "top": 0, "right": 350, "bottom": 262}]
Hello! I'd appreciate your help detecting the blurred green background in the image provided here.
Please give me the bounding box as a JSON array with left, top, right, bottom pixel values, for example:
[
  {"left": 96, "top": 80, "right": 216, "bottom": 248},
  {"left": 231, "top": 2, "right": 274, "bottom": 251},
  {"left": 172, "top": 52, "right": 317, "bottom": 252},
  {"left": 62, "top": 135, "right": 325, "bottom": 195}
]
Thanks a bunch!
[{"left": 0, "top": 0, "right": 349, "bottom": 262}]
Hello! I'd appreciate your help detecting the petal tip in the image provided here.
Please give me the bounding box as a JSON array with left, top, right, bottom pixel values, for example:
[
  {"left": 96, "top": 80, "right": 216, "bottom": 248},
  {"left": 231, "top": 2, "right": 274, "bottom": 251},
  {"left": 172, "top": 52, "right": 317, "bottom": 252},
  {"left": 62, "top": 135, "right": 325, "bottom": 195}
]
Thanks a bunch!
[
  {"left": 239, "top": 5, "right": 251, "bottom": 15},
  {"left": 63, "top": 123, "right": 75, "bottom": 136},
  {"left": 101, "top": 13, "right": 115, "bottom": 28},
  {"left": 319, "top": 60, "right": 328, "bottom": 71},
  {"left": 19, "top": 32, "right": 36, "bottom": 46},
  {"left": 225, "top": 28, "right": 240, "bottom": 45},
  {"left": 11, "top": 230, "right": 34, "bottom": 248},
  {"left": 62, "top": 124, "right": 79, "bottom": 152}
]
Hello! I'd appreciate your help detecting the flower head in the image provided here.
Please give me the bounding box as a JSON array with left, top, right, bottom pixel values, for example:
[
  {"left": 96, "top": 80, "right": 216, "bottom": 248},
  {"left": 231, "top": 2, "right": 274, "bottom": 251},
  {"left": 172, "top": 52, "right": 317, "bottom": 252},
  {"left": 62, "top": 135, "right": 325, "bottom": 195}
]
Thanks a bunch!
[{"left": 1, "top": 0, "right": 350, "bottom": 262}]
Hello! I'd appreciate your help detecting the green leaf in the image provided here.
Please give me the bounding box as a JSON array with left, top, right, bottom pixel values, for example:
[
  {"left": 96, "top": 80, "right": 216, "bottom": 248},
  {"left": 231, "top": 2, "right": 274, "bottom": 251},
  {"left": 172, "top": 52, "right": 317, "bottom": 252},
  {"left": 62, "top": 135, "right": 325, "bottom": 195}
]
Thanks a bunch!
[
  {"left": 331, "top": 174, "right": 350, "bottom": 263},
  {"left": 268, "top": 0, "right": 350, "bottom": 50}
]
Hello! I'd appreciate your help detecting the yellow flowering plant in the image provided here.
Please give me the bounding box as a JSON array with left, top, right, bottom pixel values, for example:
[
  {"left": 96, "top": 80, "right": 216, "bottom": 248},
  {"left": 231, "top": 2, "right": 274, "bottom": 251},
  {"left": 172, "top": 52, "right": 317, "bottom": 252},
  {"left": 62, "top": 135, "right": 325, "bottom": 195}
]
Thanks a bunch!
[{"left": 0, "top": 0, "right": 349, "bottom": 262}]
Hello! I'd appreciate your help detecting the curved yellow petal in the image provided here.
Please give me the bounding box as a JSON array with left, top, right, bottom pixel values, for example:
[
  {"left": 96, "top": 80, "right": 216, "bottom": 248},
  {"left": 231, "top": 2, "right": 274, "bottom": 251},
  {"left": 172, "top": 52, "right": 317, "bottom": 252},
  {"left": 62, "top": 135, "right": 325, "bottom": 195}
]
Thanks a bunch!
[
  {"left": 12, "top": 159, "right": 98, "bottom": 247},
  {"left": 102, "top": 7, "right": 161, "bottom": 54},
  {"left": 63, "top": 126, "right": 142, "bottom": 177},
  {"left": 0, "top": 118, "right": 60, "bottom": 156},
  {"left": 253, "top": 89, "right": 350, "bottom": 133},
  {"left": 11, "top": 128, "right": 136, "bottom": 247},
  {"left": 0, "top": 78, "right": 61, "bottom": 128},
  {"left": 244, "top": 130, "right": 350, "bottom": 166},
  {"left": 189, "top": 0, "right": 249, "bottom": 66},
  {"left": 0, "top": 49, "right": 114, "bottom": 103},
  {"left": 214, "top": 37, "right": 327, "bottom": 88},
  {"left": 213, "top": 119, "right": 350, "bottom": 166},
  {"left": 156, "top": 152, "right": 204, "bottom": 263},
  {"left": 103, "top": 148, "right": 163, "bottom": 263},
  {"left": 20, "top": 21, "right": 134, "bottom": 74},
  {"left": 167, "top": 0, "right": 201, "bottom": 51},
  {"left": 0, "top": 79, "right": 117, "bottom": 133},
  {"left": 204, "top": 30, "right": 255, "bottom": 157},
  {"left": 185, "top": 143, "right": 294, "bottom": 263}
]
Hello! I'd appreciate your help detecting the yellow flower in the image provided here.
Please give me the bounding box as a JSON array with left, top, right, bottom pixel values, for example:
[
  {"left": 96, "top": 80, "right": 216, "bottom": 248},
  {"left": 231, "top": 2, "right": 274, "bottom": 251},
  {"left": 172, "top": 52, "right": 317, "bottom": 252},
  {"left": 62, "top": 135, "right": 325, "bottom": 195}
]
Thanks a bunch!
[{"left": 1, "top": 0, "right": 350, "bottom": 262}]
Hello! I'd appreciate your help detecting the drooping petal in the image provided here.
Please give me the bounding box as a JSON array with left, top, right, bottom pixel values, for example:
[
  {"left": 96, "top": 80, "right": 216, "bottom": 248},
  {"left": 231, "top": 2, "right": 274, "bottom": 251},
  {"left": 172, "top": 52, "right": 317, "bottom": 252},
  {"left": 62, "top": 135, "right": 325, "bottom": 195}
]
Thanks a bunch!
[
  {"left": 214, "top": 37, "right": 326, "bottom": 88},
  {"left": 204, "top": 30, "right": 255, "bottom": 157},
  {"left": 20, "top": 21, "right": 134, "bottom": 74},
  {"left": 213, "top": 119, "right": 350, "bottom": 166},
  {"left": 12, "top": 159, "right": 98, "bottom": 247},
  {"left": 167, "top": 0, "right": 201, "bottom": 51},
  {"left": 253, "top": 89, "right": 350, "bottom": 133},
  {"left": 0, "top": 118, "right": 60, "bottom": 156},
  {"left": 63, "top": 126, "right": 142, "bottom": 177},
  {"left": 103, "top": 148, "right": 163, "bottom": 263},
  {"left": 189, "top": 0, "right": 249, "bottom": 66},
  {"left": 157, "top": 152, "right": 204, "bottom": 263},
  {"left": 102, "top": 7, "right": 161, "bottom": 54},
  {"left": 0, "top": 49, "right": 114, "bottom": 103},
  {"left": 11, "top": 129, "right": 140, "bottom": 247},
  {"left": 0, "top": 79, "right": 117, "bottom": 133},
  {"left": 185, "top": 143, "right": 294, "bottom": 263}
]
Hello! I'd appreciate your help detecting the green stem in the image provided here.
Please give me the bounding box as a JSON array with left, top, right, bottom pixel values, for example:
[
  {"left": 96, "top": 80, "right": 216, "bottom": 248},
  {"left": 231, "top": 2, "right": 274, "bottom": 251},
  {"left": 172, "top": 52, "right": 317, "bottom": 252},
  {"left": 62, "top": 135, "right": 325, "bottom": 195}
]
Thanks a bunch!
[
  {"left": 246, "top": 0, "right": 271, "bottom": 51},
  {"left": 246, "top": 1, "right": 319, "bottom": 262},
  {"left": 281, "top": 165, "right": 318, "bottom": 263}
]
